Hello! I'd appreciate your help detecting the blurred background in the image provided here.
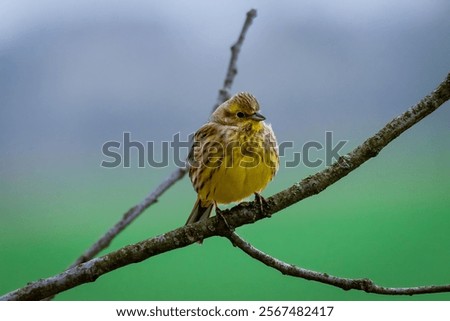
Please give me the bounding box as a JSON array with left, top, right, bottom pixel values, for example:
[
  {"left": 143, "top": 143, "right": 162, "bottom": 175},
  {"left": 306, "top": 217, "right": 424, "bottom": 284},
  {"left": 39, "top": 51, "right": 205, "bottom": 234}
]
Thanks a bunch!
[{"left": 1, "top": 0, "right": 449, "bottom": 300}]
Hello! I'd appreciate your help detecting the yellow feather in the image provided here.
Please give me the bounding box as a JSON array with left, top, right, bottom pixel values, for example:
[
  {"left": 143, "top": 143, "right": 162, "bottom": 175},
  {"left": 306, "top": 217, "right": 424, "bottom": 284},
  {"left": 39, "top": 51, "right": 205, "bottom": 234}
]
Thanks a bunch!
[{"left": 186, "top": 92, "right": 279, "bottom": 224}]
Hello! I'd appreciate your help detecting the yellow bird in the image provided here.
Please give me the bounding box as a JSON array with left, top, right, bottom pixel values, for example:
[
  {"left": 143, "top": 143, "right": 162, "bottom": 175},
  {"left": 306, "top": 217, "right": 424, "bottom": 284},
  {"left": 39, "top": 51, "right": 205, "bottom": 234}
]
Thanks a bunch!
[{"left": 186, "top": 92, "right": 279, "bottom": 225}]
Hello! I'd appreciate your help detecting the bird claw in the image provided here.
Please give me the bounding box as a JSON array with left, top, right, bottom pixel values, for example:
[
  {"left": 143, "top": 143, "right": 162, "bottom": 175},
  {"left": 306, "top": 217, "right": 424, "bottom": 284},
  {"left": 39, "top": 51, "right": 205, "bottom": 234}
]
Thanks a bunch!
[
  {"left": 216, "top": 206, "right": 234, "bottom": 232},
  {"left": 254, "top": 193, "right": 271, "bottom": 217}
]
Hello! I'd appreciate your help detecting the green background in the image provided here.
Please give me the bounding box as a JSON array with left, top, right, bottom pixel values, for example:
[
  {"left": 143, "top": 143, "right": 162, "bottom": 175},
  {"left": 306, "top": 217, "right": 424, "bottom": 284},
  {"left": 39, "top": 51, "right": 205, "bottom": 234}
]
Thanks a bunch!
[{"left": 1, "top": 115, "right": 449, "bottom": 300}]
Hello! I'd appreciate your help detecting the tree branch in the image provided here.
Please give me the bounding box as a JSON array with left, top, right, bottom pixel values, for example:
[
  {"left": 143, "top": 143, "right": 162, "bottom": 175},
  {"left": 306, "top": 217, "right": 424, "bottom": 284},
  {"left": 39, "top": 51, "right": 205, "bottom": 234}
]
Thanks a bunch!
[
  {"left": 66, "top": 9, "right": 258, "bottom": 270},
  {"left": 214, "top": 8, "right": 257, "bottom": 111},
  {"left": 70, "top": 167, "right": 186, "bottom": 267},
  {"left": 41, "top": 8, "right": 258, "bottom": 301},
  {"left": 2, "top": 72, "right": 449, "bottom": 301},
  {"left": 226, "top": 232, "right": 450, "bottom": 295}
]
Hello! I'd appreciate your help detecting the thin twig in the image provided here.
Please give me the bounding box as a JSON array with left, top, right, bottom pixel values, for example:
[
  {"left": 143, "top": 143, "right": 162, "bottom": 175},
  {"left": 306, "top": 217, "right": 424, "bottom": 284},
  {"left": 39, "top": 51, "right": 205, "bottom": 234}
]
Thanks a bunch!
[
  {"left": 70, "top": 167, "right": 186, "bottom": 267},
  {"left": 43, "top": 9, "right": 256, "bottom": 302},
  {"left": 214, "top": 8, "right": 257, "bottom": 111},
  {"left": 226, "top": 232, "right": 450, "bottom": 295},
  {"left": 41, "top": 168, "right": 186, "bottom": 301},
  {"left": 2, "top": 72, "right": 449, "bottom": 301},
  {"left": 65, "top": 9, "right": 258, "bottom": 271}
]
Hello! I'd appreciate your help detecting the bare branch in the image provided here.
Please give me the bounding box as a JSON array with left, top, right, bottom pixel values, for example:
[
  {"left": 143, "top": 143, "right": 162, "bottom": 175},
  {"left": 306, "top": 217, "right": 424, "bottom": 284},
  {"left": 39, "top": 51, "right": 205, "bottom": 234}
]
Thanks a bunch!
[
  {"left": 70, "top": 167, "right": 186, "bottom": 267},
  {"left": 42, "top": 8, "right": 258, "bottom": 301},
  {"left": 214, "top": 8, "right": 257, "bottom": 111},
  {"left": 226, "top": 232, "right": 450, "bottom": 295},
  {"left": 2, "top": 72, "right": 449, "bottom": 301},
  {"left": 65, "top": 9, "right": 259, "bottom": 271}
]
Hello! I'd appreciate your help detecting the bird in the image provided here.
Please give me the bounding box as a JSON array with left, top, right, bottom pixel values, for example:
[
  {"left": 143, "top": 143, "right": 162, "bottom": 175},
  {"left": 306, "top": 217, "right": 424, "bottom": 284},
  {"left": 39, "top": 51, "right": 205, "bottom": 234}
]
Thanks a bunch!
[{"left": 185, "top": 92, "right": 279, "bottom": 226}]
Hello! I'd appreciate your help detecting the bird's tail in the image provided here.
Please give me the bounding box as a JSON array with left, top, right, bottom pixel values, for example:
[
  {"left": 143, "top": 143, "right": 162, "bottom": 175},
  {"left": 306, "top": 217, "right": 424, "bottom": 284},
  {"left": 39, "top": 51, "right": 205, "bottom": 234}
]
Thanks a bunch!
[{"left": 185, "top": 198, "right": 214, "bottom": 225}]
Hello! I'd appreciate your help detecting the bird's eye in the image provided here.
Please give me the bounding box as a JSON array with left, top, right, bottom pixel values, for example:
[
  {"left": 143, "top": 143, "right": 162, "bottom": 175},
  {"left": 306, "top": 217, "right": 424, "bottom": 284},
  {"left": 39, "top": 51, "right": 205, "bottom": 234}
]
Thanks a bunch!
[{"left": 236, "top": 112, "right": 245, "bottom": 118}]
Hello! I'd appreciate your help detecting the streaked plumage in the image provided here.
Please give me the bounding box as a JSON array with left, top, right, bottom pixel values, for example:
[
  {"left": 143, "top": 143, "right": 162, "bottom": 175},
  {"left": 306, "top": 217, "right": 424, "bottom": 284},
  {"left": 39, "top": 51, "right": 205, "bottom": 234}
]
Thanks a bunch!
[{"left": 186, "top": 92, "right": 279, "bottom": 225}]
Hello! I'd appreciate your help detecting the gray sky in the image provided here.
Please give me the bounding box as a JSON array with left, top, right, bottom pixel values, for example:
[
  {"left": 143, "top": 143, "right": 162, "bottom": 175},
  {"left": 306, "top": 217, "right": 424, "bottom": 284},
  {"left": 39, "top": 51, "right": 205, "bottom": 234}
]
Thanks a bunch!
[{"left": 0, "top": 0, "right": 449, "bottom": 175}]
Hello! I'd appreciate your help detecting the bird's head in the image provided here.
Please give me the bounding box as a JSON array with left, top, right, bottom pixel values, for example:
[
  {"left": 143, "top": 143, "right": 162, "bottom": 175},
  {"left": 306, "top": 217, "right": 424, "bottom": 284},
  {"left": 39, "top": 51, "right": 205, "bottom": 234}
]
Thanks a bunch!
[{"left": 210, "top": 92, "right": 266, "bottom": 130}]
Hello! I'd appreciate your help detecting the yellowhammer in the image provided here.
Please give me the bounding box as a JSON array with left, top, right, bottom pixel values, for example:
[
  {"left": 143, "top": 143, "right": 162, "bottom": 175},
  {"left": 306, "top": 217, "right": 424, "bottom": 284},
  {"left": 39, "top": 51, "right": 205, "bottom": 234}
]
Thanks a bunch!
[{"left": 186, "top": 92, "right": 279, "bottom": 225}]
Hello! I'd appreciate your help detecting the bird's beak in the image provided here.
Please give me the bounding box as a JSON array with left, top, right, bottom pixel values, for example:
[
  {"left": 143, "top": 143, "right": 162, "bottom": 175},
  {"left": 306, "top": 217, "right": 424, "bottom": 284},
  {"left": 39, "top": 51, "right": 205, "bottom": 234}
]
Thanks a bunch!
[{"left": 250, "top": 112, "right": 266, "bottom": 121}]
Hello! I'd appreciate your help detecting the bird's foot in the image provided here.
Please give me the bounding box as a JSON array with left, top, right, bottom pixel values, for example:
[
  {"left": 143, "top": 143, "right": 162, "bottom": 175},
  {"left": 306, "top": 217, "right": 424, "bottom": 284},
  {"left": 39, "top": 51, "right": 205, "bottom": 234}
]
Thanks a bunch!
[
  {"left": 215, "top": 206, "right": 234, "bottom": 232},
  {"left": 254, "top": 193, "right": 271, "bottom": 217}
]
